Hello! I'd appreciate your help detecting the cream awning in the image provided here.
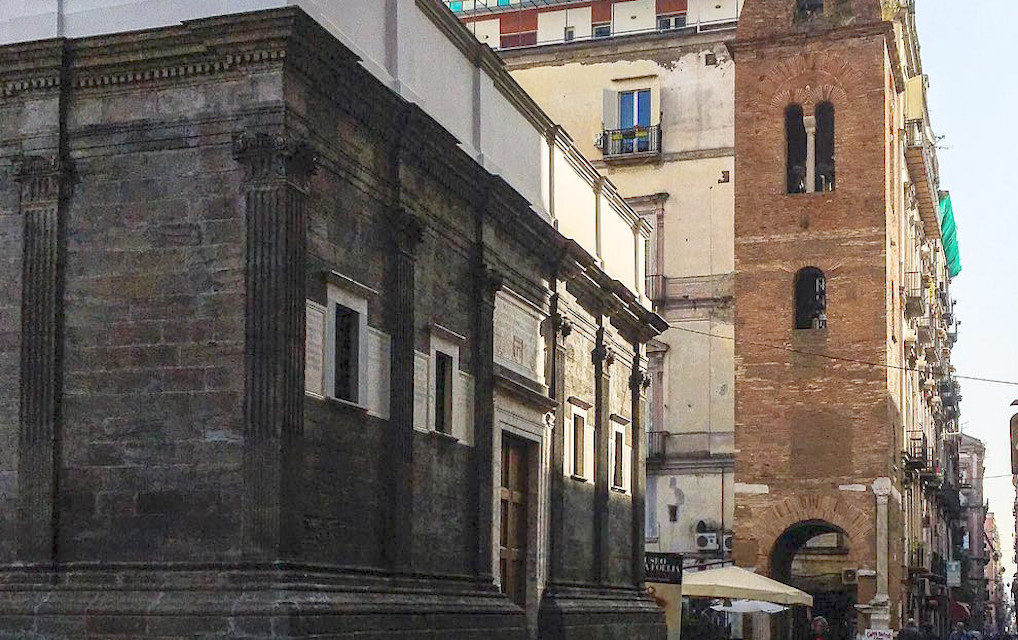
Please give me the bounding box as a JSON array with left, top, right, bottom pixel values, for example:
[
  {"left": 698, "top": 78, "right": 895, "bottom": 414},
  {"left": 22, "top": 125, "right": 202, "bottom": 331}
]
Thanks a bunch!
[{"left": 681, "top": 566, "right": 814, "bottom": 607}]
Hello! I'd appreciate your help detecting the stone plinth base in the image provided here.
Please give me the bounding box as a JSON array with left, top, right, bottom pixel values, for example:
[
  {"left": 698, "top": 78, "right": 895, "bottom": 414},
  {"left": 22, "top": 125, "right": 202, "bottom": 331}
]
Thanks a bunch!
[
  {"left": 0, "top": 564, "right": 527, "bottom": 640},
  {"left": 538, "top": 585, "right": 667, "bottom": 640}
]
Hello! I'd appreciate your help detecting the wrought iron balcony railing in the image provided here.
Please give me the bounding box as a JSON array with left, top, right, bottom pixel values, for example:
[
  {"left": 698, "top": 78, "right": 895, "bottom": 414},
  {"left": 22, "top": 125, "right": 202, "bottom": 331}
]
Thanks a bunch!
[{"left": 598, "top": 125, "right": 662, "bottom": 159}]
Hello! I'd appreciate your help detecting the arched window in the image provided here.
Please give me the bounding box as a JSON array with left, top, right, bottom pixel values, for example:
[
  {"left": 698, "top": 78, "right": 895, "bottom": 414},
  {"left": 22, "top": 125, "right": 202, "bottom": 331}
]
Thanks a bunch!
[
  {"left": 794, "top": 267, "right": 827, "bottom": 329},
  {"left": 795, "top": 0, "right": 823, "bottom": 21},
  {"left": 786, "top": 104, "right": 807, "bottom": 194},
  {"left": 815, "top": 102, "right": 835, "bottom": 192}
]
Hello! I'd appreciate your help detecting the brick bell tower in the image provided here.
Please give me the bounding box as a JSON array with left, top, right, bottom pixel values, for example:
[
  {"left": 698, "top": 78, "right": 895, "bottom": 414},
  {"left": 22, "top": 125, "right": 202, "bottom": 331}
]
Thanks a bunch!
[{"left": 731, "top": 0, "right": 906, "bottom": 637}]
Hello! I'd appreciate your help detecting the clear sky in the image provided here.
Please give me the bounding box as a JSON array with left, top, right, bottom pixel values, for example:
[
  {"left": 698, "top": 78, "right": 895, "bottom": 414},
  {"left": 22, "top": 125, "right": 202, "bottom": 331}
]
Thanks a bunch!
[{"left": 915, "top": 0, "right": 1018, "bottom": 588}]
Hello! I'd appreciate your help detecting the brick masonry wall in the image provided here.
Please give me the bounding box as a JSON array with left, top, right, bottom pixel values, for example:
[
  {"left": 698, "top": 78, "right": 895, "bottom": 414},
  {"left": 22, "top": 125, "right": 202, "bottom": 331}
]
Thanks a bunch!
[{"left": 731, "top": 1, "right": 901, "bottom": 611}]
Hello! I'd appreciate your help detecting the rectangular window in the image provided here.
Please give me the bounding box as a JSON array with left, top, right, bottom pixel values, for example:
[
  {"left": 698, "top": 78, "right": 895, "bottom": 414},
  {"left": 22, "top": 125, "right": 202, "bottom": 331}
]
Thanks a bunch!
[
  {"left": 434, "top": 351, "right": 453, "bottom": 434},
  {"left": 593, "top": 23, "right": 611, "bottom": 38},
  {"left": 572, "top": 413, "right": 585, "bottom": 477},
  {"left": 613, "top": 431, "right": 625, "bottom": 489},
  {"left": 334, "top": 304, "right": 359, "bottom": 402},
  {"left": 449, "top": 0, "right": 463, "bottom": 11},
  {"left": 497, "top": 0, "right": 510, "bottom": 5},
  {"left": 564, "top": 26, "right": 575, "bottom": 41},
  {"left": 618, "top": 89, "right": 653, "bottom": 153}
]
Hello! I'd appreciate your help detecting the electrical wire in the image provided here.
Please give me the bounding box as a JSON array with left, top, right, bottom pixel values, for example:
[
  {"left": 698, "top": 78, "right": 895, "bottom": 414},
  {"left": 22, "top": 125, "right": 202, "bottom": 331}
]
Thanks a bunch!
[{"left": 669, "top": 325, "right": 1018, "bottom": 388}]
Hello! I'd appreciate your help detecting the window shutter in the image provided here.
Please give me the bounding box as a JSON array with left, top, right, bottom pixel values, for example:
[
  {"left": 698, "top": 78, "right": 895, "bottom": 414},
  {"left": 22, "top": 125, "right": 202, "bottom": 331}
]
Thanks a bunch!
[
  {"left": 305, "top": 301, "right": 326, "bottom": 397},
  {"left": 602, "top": 88, "right": 619, "bottom": 130}
]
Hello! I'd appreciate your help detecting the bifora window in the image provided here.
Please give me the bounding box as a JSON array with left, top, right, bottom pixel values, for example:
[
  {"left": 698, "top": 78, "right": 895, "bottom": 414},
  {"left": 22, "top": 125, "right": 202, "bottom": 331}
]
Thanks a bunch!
[
  {"left": 815, "top": 102, "right": 835, "bottom": 192},
  {"left": 795, "top": 0, "right": 823, "bottom": 21},
  {"left": 794, "top": 267, "right": 828, "bottom": 329},
  {"left": 786, "top": 104, "right": 807, "bottom": 193}
]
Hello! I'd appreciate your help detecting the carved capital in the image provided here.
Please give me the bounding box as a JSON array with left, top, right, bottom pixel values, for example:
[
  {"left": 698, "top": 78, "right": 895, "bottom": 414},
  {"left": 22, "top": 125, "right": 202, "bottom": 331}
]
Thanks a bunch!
[
  {"left": 552, "top": 313, "right": 573, "bottom": 340},
  {"left": 629, "top": 369, "right": 650, "bottom": 392},
  {"left": 15, "top": 155, "right": 72, "bottom": 204},
  {"left": 481, "top": 267, "right": 504, "bottom": 301},
  {"left": 592, "top": 343, "right": 615, "bottom": 367},
  {"left": 233, "top": 132, "right": 317, "bottom": 187},
  {"left": 390, "top": 211, "right": 425, "bottom": 256}
]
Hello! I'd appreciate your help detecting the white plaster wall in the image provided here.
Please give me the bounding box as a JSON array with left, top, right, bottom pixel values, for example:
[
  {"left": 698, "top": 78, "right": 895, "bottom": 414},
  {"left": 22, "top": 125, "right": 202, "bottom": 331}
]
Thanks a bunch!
[
  {"left": 646, "top": 470, "right": 734, "bottom": 555},
  {"left": 536, "top": 7, "right": 592, "bottom": 44},
  {"left": 600, "top": 193, "right": 637, "bottom": 291},
  {"left": 552, "top": 150, "right": 598, "bottom": 258},
  {"left": 689, "top": 0, "right": 740, "bottom": 24},
  {"left": 468, "top": 17, "right": 501, "bottom": 48},
  {"left": 658, "top": 318, "right": 734, "bottom": 439},
  {"left": 479, "top": 75, "right": 546, "bottom": 211},
  {"left": 611, "top": 0, "right": 656, "bottom": 35},
  {"left": 397, "top": 3, "right": 475, "bottom": 150}
]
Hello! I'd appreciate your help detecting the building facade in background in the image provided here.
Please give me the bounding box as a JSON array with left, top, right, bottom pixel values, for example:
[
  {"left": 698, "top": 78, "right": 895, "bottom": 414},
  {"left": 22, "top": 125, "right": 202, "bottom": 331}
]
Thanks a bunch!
[
  {"left": 984, "top": 513, "right": 1007, "bottom": 635},
  {"left": 731, "top": 2, "right": 963, "bottom": 640},
  {"left": 0, "top": 2, "right": 667, "bottom": 638},
  {"left": 452, "top": 0, "right": 742, "bottom": 567},
  {"left": 959, "top": 433, "right": 989, "bottom": 629}
]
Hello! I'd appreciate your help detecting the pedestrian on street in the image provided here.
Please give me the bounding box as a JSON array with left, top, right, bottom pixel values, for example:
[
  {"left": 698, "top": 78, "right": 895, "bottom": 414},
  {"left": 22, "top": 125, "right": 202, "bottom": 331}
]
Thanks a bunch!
[
  {"left": 811, "top": 616, "right": 830, "bottom": 640},
  {"left": 948, "top": 623, "right": 968, "bottom": 640},
  {"left": 900, "top": 619, "right": 924, "bottom": 640}
]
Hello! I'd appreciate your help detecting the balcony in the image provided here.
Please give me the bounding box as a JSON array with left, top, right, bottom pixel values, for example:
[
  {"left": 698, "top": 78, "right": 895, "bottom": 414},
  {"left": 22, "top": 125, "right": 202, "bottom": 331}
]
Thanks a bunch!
[
  {"left": 904, "top": 119, "right": 942, "bottom": 239},
  {"left": 643, "top": 273, "right": 734, "bottom": 307},
  {"left": 914, "top": 314, "right": 933, "bottom": 345},
  {"left": 646, "top": 430, "right": 735, "bottom": 461},
  {"left": 598, "top": 125, "right": 662, "bottom": 162},
  {"left": 910, "top": 544, "right": 929, "bottom": 573},
  {"left": 904, "top": 271, "right": 927, "bottom": 318},
  {"left": 905, "top": 431, "right": 928, "bottom": 470}
]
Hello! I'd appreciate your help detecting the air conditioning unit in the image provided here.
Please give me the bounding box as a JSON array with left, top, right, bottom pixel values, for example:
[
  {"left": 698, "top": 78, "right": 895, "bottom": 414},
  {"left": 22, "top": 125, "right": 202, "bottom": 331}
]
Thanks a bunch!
[
  {"left": 696, "top": 532, "right": 719, "bottom": 551},
  {"left": 724, "top": 534, "right": 734, "bottom": 552},
  {"left": 841, "top": 569, "right": 858, "bottom": 585}
]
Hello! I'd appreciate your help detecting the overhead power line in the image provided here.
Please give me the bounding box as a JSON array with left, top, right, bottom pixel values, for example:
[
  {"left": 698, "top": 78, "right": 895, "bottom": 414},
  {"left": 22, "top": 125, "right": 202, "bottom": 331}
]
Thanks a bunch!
[{"left": 669, "top": 325, "right": 1018, "bottom": 388}]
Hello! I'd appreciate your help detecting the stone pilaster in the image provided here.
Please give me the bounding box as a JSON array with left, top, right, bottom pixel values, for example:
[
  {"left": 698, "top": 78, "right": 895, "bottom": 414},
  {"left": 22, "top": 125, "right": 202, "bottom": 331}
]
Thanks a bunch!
[
  {"left": 630, "top": 359, "right": 650, "bottom": 587},
  {"left": 870, "top": 477, "right": 893, "bottom": 630},
  {"left": 234, "top": 131, "right": 316, "bottom": 559},
  {"left": 383, "top": 212, "right": 423, "bottom": 571},
  {"left": 592, "top": 325, "right": 614, "bottom": 584},
  {"left": 547, "top": 292, "right": 572, "bottom": 584},
  {"left": 473, "top": 266, "right": 503, "bottom": 581},
  {"left": 16, "top": 154, "right": 70, "bottom": 562}
]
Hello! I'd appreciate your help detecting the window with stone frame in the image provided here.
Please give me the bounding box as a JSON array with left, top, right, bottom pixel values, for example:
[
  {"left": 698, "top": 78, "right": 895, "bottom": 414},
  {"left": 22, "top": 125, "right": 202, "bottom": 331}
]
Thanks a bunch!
[{"left": 566, "top": 401, "right": 593, "bottom": 482}]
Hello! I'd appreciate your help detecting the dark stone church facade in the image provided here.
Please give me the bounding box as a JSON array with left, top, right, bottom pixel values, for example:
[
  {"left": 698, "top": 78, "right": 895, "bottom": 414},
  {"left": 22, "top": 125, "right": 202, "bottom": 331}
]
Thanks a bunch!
[{"left": 0, "top": 8, "right": 666, "bottom": 639}]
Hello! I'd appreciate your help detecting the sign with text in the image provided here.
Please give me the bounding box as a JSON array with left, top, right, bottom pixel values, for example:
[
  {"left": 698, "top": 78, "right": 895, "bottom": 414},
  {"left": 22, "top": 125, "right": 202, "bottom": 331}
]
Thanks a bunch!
[
  {"left": 864, "top": 629, "right": 893, "bottom": 640},
  {"left": 645, "top": 552, "right": 684, "bottom": 584},
  {"left": 947, "top": 560, "right": 961, "bottom": 587}
]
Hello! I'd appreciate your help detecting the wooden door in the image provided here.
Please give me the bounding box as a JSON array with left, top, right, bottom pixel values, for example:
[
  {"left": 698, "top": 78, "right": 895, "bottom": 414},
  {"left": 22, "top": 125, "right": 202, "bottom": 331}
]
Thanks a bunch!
[{"left": 499, "top": 435, "right": 529, "bottom": 607}]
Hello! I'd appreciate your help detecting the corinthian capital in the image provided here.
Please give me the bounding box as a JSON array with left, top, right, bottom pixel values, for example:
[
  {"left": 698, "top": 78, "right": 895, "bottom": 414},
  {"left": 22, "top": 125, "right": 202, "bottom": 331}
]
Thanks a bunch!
[{"left": 233, "top": 131, "right": 317, "bottom": 187}]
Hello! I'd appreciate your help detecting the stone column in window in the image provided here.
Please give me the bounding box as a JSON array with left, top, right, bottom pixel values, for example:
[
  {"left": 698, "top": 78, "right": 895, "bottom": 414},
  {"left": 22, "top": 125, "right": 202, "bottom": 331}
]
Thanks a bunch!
[
  {"left": 547, "top": 290, "right": 573, "bottom": 585},
  {"left": 804, "top": 114, "right": 817, "bottom": 194},
  {"left": 234, "top": 131, "right": 316, "bottom": 559},
  {"left": 629, "top": 356, "right": 650, "bottom": 587},
  {"left": 592, "top": 324, "right": 614, "bottom": 584},
  {"left": 473, "top": 265, "right": 503, "bottom": 581},
  {"left": 383, "top": 212, "right": 423, "bottom": 571},
  {"left": 15, "top": 154, "right": 72, "bottom": 562}
]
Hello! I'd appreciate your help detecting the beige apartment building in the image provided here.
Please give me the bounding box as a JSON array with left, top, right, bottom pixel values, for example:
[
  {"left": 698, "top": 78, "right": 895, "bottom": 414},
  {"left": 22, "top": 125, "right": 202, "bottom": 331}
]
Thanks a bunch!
[{"left": 452, "top": 0, "right": 741, "bottom": 562}]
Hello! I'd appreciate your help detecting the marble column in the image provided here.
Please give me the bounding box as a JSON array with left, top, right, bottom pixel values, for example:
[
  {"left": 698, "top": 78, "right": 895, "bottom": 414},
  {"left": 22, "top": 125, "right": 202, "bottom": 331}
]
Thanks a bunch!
[
  {"left": 871, "top": 477, "right": 893, "bottom": 630},
  {"left": 234, "top": 132, "right": 316, "bottom": 559},
  {"left": 16, "top": 155, "right": 71, "bottom": 562},
  {"left": 804, "top": 114, "right": 817, "bottom": 194}
]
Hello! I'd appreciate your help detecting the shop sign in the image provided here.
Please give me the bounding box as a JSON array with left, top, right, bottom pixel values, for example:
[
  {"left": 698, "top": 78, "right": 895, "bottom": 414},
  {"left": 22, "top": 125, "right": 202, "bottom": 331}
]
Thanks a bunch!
[{"left": 645, "top": 552, "right": 683, "bottom": 584}]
